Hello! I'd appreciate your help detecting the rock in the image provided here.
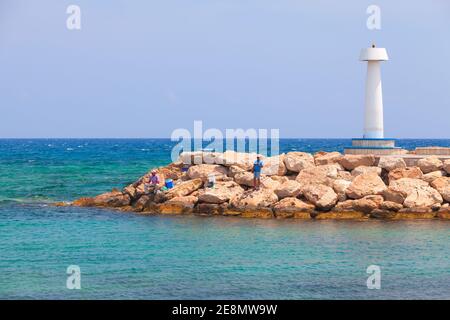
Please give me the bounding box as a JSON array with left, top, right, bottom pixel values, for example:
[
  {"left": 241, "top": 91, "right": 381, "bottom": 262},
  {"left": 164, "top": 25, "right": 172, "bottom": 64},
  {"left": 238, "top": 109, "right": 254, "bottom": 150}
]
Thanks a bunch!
[
  {"left": 397, "top": 207, "right": 436, "bottom": 219},
  {"left": 201, "top": 152, "right": 225, "bottom": 165},
  {"left": 187, "top": 164, "right": 228, "bottom": 181},
  {"left": 314, "top": 151, "right": 343, "bottom": 166},
  {"left": 337, "top": 171, "right": 353, "bottom": 181},
  {"left": 339, "top": 155, "right": 375, "bottom": 170},
  {"left": 261, "top": 155, "right": 287, "bottom": 176},
  {"left": 123, "top": 184, "right": 138, "bottom": 199},
  {"left": 179, "top": 151, "right": 204, "bottom": 165},
  {"left": 370, "top": 209, "right": 398, "bottom": 219},
  {"left": 158, "top": 163, "right": 183, "bottom": 180},
  {"left": 273, "top": 197, "right": 314, "bottom": 219},
  {"left": 164, "top": 178, "right": 203, "bottom": 200},
  {"left": 234, "top": 171, "right": 255, "bottom": 187},
  {"left": 230, "top": 207, "right": 274, "bottom": 219},
  {"left": 134, "top": 194, "right": 153, "bottom": 211},
  {"left": 227, "top": 165, "right": 246, "bottom": 177},
  {"left": 389, "top": 177, "right": 429, "bottom": 193},
  {"left": 380, "top": 201, "right": 403, "bottom": 212},
  {"left": 383, "top": 188, "right": 406, "bottom": 204},
  {"left": 346, "top": 173, "right": 387, "bottom": 199},
  {"left": 371, "top": 208, "right": 436, "bottom": 219},
  {"left": 351, "top": 166, "right": 382, "bottom": 177},
  {"left": 389, "top": 178, "right": 443, "bottom": 208},
  {"left": 274, "top": 180, "right": 302, "bottom": 199},
  {"left": 422, "top": 171, "right": 445, "bottom": 183},
  {"left": 195, "top": 203, "right": 226, "bottom": 215},
  {"left": 302, "top": 184, "right": 338, "bottom": 210},
  {"left": 260, "top": 177, "right": 281, "bottom": 190},
  {"left": 295, "top": 164, "right": 339, "bottom": 188},
  {"left": 166, "top": 195, "right": 198, "bottom": 206},
  {"left": 437, "top": 206, "right": 450, "bottom": 219},
  {"left": 232, "top": 189, "right": 279, "bottom": 208},
  {"left": 333, "top": 195, "right": 383, "bottom": 214},
  {"left": 378, "top": 157, "right": 407, "bottom": 171},
  {"left": 156, "top": 201, "right": 195, "bottom": 214},
  {"left": 270, "top": 175, "right": 289, "bottom": 184},
  {"left": 198, "top": 181, "right": 244, "bottom": 204},
  {"left": 332, "top": 179, "right": 352, "bottom": 202},
  {"left": 388, "top": 167, "right": 423, "bottom": 182},
  {"left": 73, "top": 190, "right": 131, "bottom": 208},
  {"left": 430, "top": 177, "right": 450, "bottom": 202},
  {"left": 443, "top": 159, "right": 450, "bottom": 174},
  {"left": 283, "top": 152, "right": 315, "bottom": 172},
  {"left": 218, "top": 151, "right": 261, "bottom": 170},
  {"left": 417, "top": 156, "right": 443, "bottom": 174},
  {"left": 314, "top": 211, "right": 367, "bottom": 220}
]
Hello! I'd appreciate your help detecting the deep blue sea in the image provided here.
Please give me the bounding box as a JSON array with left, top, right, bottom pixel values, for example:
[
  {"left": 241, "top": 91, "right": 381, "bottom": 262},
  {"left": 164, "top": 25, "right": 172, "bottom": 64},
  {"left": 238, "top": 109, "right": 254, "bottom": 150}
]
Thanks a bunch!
[{"left": 0, "top": 139, "right": 449, "bottom": 299}]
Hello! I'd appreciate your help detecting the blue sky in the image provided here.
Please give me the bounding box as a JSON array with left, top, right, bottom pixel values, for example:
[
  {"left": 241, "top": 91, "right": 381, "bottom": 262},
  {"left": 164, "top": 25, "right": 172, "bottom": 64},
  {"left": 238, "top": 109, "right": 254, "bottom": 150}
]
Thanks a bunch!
[{"left": 0, "top": 0, "right": 449, "bottom": 138}]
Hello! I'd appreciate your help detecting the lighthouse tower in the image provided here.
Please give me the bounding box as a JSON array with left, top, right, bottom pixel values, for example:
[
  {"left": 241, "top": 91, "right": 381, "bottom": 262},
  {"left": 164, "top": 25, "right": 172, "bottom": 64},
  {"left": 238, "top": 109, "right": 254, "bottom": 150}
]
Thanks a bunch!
[
  {"left": 345, "top": 44, "right": 405, "bottom": 155},
  {"left": 361, "top": 44, "right": 388, "bottom": 139}
]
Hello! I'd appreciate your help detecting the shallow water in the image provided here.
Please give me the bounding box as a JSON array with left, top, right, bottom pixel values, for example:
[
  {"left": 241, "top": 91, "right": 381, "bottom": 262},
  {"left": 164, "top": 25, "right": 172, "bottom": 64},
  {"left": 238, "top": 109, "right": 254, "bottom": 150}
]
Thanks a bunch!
[{"left": 0, "top": 139, "right": 449, "bottom": 299}]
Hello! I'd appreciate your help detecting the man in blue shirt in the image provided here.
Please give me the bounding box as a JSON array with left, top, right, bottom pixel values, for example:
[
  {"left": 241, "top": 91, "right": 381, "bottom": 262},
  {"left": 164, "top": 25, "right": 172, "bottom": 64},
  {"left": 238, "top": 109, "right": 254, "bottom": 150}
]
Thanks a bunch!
[{"left": 252, "top": 156, "right": 264, "bottom": 190}]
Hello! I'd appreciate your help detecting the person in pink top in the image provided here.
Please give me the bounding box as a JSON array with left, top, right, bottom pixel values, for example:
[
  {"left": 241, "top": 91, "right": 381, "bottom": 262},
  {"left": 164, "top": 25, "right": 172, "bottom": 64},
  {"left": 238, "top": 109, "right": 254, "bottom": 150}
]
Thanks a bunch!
[{"left": 145, "top": 170, "right": 160, "bottom": 193}]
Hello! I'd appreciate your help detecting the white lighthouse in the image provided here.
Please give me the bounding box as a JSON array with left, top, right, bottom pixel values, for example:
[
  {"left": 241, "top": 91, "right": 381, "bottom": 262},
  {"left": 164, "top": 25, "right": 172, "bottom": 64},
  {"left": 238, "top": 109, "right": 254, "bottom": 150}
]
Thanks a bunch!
[
  {"left": 345, "top": 44, "right": 406, "bottom": 155},
  {"left": 360, "top": 44, "right": 388, "bottom": 139}
]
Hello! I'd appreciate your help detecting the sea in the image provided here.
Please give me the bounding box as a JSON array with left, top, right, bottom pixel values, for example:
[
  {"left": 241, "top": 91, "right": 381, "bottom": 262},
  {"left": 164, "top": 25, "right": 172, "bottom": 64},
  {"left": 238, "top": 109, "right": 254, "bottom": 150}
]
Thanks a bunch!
[{"left": 0, "top": 138, "right": 449, "bottom": 299}]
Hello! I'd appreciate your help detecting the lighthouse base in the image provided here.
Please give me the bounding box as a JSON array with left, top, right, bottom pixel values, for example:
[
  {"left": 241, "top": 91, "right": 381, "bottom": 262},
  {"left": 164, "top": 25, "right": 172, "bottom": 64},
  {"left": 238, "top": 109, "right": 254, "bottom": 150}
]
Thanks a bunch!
[{"left": 344, "top": 138, "right": 407, "bottom": 155}]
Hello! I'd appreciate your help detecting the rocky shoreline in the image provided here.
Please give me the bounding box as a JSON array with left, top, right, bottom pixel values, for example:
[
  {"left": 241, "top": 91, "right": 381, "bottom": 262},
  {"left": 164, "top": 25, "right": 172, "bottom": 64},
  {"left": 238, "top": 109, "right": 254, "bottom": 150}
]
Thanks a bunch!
[{"left": 62, "top": 151, "right": 450, "bottom": 220}]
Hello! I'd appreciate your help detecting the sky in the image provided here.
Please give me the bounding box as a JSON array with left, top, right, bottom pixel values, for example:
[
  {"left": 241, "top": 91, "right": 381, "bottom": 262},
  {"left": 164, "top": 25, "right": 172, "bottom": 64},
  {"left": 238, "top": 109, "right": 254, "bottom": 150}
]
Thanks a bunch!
[{"left": 0, "top": 0, "right": 449, "bottom": 138}]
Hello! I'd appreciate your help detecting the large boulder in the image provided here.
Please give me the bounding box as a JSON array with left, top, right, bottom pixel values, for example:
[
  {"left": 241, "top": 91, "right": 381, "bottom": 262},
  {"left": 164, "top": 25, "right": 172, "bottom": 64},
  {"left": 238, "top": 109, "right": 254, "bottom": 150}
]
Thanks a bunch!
[
  {"left": 430, "top": 177, "right": 450, "bottom": 202},
  {"left": 380, "top": 201, "right": 403, "bottom": 212},
  {"left": 198, "top": 181, "right": 244, "bottom": 204},
  {"left": 260, "top": 176, "right": 281, "bottom": 190},
  {"left": 351, "top": 166, "right": 382, "bottom": 177},
  {"left": 337, "top": 170, "right": 353, "bottom": 181},
  {"left": 389, "top": 178, "right": 443, "bottom": 208},
  {"left": 443, "top": 159, "right": 450, "bottom": 175},
  {"left": 165, "top": 195, "right": 198, "bottom": 206},
  {"left": 302, "top": 184, "right": 338, "bottom": 210},
  {"left": 158, "top": 163, "right": 183, "bottom": 180},
  {"left": 272, "top": 197, "right": 314, "bottom": 219},
  {"left": 346, "top": 173, "right": 387, "bottom": 199},
  {"left": 179, "top": 151, "right": 204, "bottom": 165},
  {"left": 422, "top": 170, "right": 445, "bottom": 183},
  {"left": 233, "top": 171, "right": 254, "bottom": 187},
  {"left": 218, "top": 151, "right": 261, "bottom": 170},
  {"left": 164, "top": 178, "right": 203, "bottom": 200},
  {"left": 227, "top": 165, "right": 246, "bottom": 178},
  {"left": 378, "top": 157, "right": 407, "bottom": 171},
  {"left": 232, "top": 189, "right": 279, "bottom": 208},
  {"left": 383, "top": 188, "right": 406, "bottom": 204},
  {"left": 283, "top": 152, "right": 315, "bottom": 172},
  {"left": 261, "top": 155, "right": 287, "bottom": 176},
  {"left": 187, "top": 164, "right": 228, "bottom": 181},
  {"left": 332, "top": 179, "right": 352, "bottom": 202},
  {"left": 73, "top": 190, "right": 131, "bottom": 208},
  {"left": 339, "top": 155, "right": 375, "bottom": 171},
  {"left": 388, "top": 167, "right": 423, "bottom": 182},
  {"left": 295, "top": 164, "right": 339, "bottom": 188},
  {"left": 389, "top": 178, "right": 429, "bottom": 195},
  {"left": 314, "top": 151, "right": 343, "bottom": 166},
  {"left": 274, "top": 180, "right": 302, "bottom": 199},
  {"left": 157, "top": 199, "right": 195, "bottom": 215},
  {"left": 417, "top": 156, "right": 443, "bottom": 174},
  {"left": 134, "top": 194, "right": 154, "bottom": 211},
  {"left": 333, "top": 195, "right": 383, "bottom": 214}
]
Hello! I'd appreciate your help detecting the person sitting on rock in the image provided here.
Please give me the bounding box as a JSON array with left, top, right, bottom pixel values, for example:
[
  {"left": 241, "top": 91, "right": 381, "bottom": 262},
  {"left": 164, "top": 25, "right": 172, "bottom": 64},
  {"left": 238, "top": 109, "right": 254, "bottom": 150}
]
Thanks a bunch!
[
  {"left": 145, "top": 170, "right": 160, "bottom": 194},
  {"left": 252, "top": 156, "right": 264, "bottom": 190}
]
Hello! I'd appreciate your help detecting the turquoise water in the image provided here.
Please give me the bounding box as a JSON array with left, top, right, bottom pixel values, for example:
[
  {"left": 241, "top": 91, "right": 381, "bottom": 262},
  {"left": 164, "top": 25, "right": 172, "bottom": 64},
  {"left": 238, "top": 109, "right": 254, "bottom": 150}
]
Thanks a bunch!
[{"left": 0, "top": 139, "right": 449, "bottom": 299}]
